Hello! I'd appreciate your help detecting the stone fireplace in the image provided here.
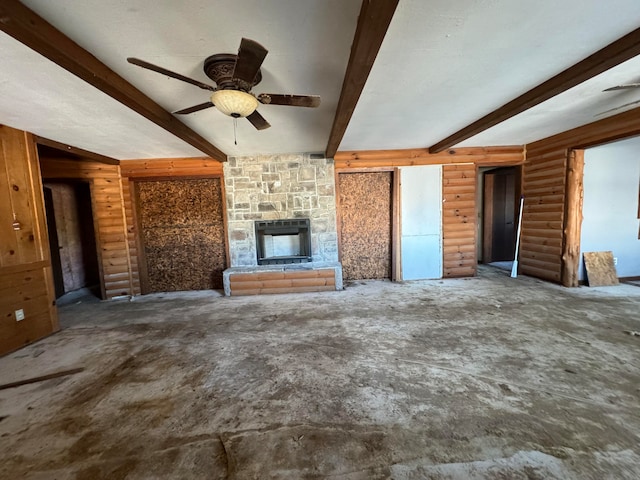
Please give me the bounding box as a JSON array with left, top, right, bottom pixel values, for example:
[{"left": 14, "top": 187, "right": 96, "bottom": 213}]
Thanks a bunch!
[
  {"left": 223, "top": 153, "right": 338, "bottom": 267},
  {"left": 222, "top": 153, "right": 342, "bottom": 295}
]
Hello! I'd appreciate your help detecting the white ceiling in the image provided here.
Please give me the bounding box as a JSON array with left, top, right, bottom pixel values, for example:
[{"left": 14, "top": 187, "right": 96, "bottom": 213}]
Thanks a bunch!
[
  {"left": 2, "top": 0, "right": 640, "bottom": 160},
  {"left": 341, "top": 0, "right": 640, "bottom": 151}
]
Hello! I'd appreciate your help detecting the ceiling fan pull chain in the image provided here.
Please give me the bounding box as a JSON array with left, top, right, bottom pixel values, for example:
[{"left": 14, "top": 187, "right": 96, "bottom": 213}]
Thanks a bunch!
[{"left": 233, "top": 117, "right": 238, "bottom": 145}]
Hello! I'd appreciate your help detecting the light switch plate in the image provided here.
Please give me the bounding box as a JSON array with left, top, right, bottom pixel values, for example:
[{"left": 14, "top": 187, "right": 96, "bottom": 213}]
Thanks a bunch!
[{"left": 15, "top": 309, "right": 25, "bottom": 321}]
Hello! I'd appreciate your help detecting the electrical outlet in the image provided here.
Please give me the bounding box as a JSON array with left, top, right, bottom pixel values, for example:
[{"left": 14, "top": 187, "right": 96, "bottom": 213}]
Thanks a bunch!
[
  {"left": 15, "top": 309, "right": 25, "bottom": 321},
  {"left": 614, "top": 257, "right": 618, "bottom": 266}
]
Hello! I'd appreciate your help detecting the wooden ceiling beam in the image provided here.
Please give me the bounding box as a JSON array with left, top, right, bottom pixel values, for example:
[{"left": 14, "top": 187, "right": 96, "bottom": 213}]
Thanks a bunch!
[
  {"left": 429, "top": 26, "right": 640, "bottom": 153},
  {"left": 325, "top": 0, "right": 399, "bottom": 159},
  {"left": 0, "top": 0, "right": 227, "bottom": 161}
]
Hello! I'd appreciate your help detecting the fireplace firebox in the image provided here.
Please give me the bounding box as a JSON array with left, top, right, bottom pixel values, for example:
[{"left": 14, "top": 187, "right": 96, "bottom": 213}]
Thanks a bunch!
[{"left": 255, "top": 219, "right": 312, "bottom": 265}]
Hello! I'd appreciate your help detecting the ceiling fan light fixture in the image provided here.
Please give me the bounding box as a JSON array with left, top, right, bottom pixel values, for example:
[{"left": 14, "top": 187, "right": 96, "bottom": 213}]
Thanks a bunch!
[{"left": 210, "top": 89, "right": 258, "bottom": 118}]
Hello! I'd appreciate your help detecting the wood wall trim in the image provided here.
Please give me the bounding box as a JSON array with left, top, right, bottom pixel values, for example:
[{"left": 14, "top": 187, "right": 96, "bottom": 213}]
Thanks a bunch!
[
  {"left": 120, "top": 158, "right": 224, "bottom": 177},
  {"left": 35, "top": 136, "right": 120, "bottom": 165},
  {"left": 561, "top": 150, "right": 584, "bottom": 287},
  {"left": 429, "top": 27, "right": 640, "bottom": 153},
  {"left": 324, "top": 0, "right": 400, "bottom": 158},
  {"left": 391, "top": 168, "right": 401, "bottom": 281},
  {"left": 0, "top": 0, "right": 226, "bottom": 161},
  {"left": 335, "top": 146, "right": 524, "bottom": 169},
  {"left": 24, "top": 132, "right": 49, "bottom": 263},
  {"left": 116, "top": 169, "right": 134, "bottom": 296}
]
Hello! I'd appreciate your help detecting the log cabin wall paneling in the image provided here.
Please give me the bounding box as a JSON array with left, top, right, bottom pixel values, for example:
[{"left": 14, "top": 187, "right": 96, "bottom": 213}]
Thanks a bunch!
[
  {"left": 39, "top": 158, "right": 134, "bottom": 299},
  {"left": 522, "top": 105, "right": 640, "bottom": 286},
  {"left": 519, "top": 148, "right": 567, "bottom": 282},
  {"left": 119, "top": 158, "right": 223, "bottom": 179},
  {"left": 334, "top": 146, "right": 525, "bottom": 169},
  {"left": 442, "top": 164, "right": 477, "bottom": 277},
  {"left": 336, "top": 147, "right": 524, "bottom": 279},
  {"left": 0, "top": 125, "right": 58, "bottom": 355}
]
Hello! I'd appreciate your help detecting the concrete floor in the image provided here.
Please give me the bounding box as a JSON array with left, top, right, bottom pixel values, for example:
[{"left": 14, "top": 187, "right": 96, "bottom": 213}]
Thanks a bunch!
[{"left": 1, "top": 266, "right": 639, "bottom": 479}]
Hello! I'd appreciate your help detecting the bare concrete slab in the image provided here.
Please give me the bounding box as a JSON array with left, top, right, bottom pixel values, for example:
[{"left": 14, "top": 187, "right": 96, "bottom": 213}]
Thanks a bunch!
[{"left": 1, "top": 266, "right": 639, "bottom": 479}]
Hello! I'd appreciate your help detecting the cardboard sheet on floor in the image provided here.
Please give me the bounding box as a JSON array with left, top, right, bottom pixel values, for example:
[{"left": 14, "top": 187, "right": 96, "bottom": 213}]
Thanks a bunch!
[{"left": 583, "top": 251, "right": 619, "bottom": 287}]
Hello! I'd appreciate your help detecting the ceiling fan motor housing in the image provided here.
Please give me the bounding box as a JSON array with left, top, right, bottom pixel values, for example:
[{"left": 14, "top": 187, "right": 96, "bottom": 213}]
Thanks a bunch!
[{"left": 203, "top": 54, "right": 262, "bottom": 91}]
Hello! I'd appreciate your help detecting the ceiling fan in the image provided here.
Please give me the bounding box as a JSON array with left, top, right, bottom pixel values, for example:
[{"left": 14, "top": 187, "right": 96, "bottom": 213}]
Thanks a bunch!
[
  {"left": 596, "top": 81, "right": 640, "bottom": 116},
  {"left": 127, "top": 38, "right": 320, "bottom": 130}
]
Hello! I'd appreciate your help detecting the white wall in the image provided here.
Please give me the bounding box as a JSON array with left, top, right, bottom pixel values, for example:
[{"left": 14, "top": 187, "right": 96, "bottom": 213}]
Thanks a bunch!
[
  {"left": 400, "top": 165, "right": 442, "bottom": 280},
  {"left": 580, "top": 137, "right": 640, "bottom": 280}
]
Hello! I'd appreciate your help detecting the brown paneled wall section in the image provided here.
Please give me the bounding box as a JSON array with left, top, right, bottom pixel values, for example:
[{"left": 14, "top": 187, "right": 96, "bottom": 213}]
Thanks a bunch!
[
  {"left": 442, "top": 164, "right": 477, "bottom": 278},
  {"left": 335, "top": 146, "right": 524, "bottom": 279},
  {"left": 39, "top": 158, "right": 134, "bottom": 299},
  {"left": 522, "top": 105, "right": 640, "bottom": 286},
  {"left": 519, "top": 147, "right": 566, "bottom": 283},
  {"left": 0, "top": 126, "right": 58, "bottom": 355}
]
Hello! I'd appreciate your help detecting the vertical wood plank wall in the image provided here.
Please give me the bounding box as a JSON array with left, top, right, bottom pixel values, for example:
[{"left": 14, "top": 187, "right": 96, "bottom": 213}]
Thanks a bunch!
[
  {"left": 442, "top": 164, "right": 477, "bottom": 277},
  {"left": 39, "top": 158, "right": 134, "bottom": 299},
  {"left": 0, "top": 126, "right": 58, "bottom": 355},
  {"left": 522, "top": 105, "right": 640, "bottom": 285},
  {"left": 335, "top": 147, "right": 524, "bottom": 279}
]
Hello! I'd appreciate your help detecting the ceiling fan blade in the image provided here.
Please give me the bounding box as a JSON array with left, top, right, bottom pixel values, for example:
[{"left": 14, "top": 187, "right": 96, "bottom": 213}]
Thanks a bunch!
[
  {"left": 173, "top": 101, "right": 215, "bottom": 115},
  {"left": 232, "top": 38, "right": 268, "bottom": 86},
  {"left": 603, "top": 83, "right": 640, "bottom": 92},
  {"left": 127, "top": 57, "right": 215, "bottom": 91},
  {"left": 258, "top": 94, "right": 321, "bottom": 108},
  {"left": 595, "top": 98, "right": 640, "bottom": 117},
  {"left": 246, "top": 110, "right": 271, "bottom": 130}
]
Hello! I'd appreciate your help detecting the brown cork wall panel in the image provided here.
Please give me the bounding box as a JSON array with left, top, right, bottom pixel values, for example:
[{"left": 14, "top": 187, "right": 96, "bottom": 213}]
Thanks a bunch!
[
  {"left": 338, "top": 172, "right": 392, "bottom": 281},
  {"left": 137, "top": 178, "right": 226, "bottom": 292}
]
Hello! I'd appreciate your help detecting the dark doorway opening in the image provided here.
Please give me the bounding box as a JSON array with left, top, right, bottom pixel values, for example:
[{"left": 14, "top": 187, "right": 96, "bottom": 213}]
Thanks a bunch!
[
  {"left": 481, "top": 166, "right": 521, "bottom": 264},
  {"left": 42, "top": 182, "right": 101, "bottom": 300}
]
